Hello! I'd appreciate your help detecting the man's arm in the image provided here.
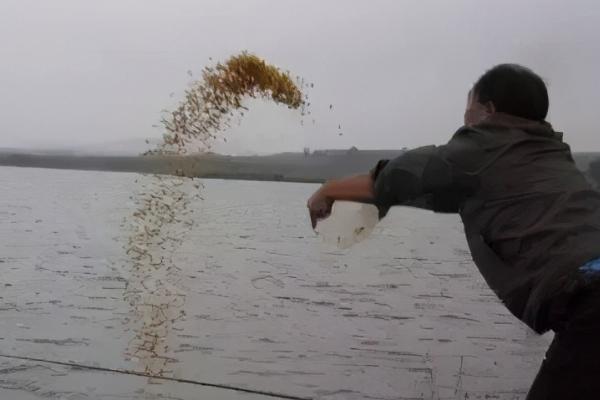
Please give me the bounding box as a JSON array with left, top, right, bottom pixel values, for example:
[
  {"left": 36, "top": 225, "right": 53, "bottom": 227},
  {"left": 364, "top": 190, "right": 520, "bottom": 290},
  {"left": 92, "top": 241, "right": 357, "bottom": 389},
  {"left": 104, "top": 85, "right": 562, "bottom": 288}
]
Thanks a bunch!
[
  {"left": 307, "top": 144, "right": 472, "bottom": 228},
  {"left": 316, "top": 175, "right": 375, "bottom": 203}
]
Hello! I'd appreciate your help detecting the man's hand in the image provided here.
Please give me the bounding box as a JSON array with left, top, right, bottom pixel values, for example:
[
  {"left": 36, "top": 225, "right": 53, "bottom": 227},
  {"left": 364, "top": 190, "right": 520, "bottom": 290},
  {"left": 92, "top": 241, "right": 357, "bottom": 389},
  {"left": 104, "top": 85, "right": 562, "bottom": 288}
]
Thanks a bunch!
[
  {"left": 307, "top": 185, "right": 334, "bottom": 229},
  {"left": 306, "top": 175, "right": 376, "bottom": 229}
]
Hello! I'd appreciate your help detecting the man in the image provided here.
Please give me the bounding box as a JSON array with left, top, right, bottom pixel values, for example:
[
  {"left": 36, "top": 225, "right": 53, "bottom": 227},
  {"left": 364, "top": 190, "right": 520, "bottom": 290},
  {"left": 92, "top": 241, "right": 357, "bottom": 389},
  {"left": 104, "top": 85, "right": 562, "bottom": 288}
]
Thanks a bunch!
[{"left": 307, "top": 64, "right": 600, "bottom": 399}]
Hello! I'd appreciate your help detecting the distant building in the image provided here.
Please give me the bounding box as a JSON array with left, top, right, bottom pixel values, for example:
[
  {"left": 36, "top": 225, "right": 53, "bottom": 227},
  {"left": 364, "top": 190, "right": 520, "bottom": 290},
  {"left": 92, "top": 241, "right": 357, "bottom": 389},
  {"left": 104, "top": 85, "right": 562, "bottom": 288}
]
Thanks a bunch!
[
  {"left": 312, "top": 147, "right": 360, "bottom": 157},
  {"left": 310, "top": 147, "right": 406, "bottom": 160}
]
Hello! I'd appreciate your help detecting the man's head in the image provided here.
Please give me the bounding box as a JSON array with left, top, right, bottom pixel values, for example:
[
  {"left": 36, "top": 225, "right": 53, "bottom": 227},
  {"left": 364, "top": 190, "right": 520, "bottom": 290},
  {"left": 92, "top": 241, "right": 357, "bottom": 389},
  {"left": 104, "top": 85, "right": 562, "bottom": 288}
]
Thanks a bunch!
[{"left": 464, "top": 64, "right": 549, "bottom": 126}]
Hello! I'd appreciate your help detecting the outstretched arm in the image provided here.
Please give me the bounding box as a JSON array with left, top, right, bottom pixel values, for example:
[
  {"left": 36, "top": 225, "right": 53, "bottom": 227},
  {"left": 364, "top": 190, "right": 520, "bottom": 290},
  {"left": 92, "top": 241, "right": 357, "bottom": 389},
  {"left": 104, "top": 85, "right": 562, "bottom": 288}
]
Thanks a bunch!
[{"left": 307, "top": 143, "right": 474, "bottom": 229}]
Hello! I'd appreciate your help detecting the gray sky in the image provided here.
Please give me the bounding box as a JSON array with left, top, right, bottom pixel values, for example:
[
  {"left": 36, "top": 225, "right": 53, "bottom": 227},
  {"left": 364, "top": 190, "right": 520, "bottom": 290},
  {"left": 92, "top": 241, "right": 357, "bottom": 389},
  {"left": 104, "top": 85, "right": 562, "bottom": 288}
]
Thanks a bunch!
[{"left": 1, "top": 0, "right": 599, "bottom": 154}]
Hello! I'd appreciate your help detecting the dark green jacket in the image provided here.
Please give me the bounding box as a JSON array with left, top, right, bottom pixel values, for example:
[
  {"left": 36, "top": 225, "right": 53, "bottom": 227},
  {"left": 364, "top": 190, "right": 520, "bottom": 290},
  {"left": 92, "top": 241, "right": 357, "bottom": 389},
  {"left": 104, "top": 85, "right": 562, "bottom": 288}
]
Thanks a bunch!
[{"left": 372, "top": 113, "right": 600, "bottom": 333}]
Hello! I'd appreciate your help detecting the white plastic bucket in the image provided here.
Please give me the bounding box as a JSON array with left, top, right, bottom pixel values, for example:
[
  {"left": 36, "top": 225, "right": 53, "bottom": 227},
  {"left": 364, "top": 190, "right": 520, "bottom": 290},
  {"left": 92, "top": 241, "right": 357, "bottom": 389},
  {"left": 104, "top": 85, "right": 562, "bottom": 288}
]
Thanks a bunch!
[{"left": 315, "top": 201, "right": 379, "bottom": 249}]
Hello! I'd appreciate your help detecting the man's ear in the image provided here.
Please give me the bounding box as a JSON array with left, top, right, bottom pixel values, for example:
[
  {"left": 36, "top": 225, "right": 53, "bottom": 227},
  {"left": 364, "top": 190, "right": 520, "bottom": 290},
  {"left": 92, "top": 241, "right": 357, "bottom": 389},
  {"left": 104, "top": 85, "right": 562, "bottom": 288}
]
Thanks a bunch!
[{"left": 484, "top": 101, "right": 496, "bottom": 114}]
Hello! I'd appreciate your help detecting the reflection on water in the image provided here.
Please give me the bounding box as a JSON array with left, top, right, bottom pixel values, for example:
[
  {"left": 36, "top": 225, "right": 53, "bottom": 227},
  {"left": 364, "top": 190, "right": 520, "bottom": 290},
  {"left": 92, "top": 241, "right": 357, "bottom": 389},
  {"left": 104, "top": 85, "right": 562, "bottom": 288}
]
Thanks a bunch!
[{"left": 125, "top": 175, "right": 200, "bottom": 377}]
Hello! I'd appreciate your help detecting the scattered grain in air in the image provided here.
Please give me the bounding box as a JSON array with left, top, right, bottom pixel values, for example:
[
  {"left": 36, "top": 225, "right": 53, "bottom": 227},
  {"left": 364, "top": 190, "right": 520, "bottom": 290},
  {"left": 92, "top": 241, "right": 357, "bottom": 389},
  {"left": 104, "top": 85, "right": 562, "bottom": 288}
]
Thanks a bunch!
[
  {"left": 125, "top": 51, "right": 310, "bottom": 378},
  {"left": 147, "top": 51, "right": 309, "bottom": 156}
]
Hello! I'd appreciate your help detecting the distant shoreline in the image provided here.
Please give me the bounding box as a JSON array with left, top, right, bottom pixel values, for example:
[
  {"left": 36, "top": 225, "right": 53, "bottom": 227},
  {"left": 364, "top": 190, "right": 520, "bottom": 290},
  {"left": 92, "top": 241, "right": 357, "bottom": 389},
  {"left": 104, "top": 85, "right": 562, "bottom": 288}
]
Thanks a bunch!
[
  {"left": 0, "top": 150, "right": 405, "bottom": 184},
  {"left": 1, "top": 150, "right": 599, "bottom": 187}
]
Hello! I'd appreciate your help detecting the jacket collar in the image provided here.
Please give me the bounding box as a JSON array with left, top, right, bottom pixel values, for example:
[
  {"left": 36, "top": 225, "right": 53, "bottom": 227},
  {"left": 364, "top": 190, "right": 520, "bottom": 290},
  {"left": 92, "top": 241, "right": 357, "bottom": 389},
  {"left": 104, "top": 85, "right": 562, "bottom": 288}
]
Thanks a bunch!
[{"left": 475, "top": 112, "right": 563, "bottom": 142}]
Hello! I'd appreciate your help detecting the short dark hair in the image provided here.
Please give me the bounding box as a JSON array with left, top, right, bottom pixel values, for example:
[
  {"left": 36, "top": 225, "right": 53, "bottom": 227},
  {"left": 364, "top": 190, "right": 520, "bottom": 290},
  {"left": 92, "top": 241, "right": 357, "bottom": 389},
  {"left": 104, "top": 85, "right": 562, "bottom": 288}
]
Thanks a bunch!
[{"left": 473, "top": 64, "right": 549, "bottom": 121}]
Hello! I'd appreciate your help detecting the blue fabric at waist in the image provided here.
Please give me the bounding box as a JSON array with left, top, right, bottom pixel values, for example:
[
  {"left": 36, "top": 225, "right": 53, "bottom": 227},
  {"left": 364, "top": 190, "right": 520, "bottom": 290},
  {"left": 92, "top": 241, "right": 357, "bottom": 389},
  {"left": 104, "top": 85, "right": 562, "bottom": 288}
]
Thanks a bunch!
[{"left": 580, "top": 257, "right": 600, "bottom": 280}]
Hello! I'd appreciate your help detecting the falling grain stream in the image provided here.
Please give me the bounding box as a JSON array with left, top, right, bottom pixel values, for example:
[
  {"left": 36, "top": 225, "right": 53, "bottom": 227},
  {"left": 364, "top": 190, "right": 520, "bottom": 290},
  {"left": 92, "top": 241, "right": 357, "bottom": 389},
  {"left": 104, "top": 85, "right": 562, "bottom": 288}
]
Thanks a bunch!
[{"left": 124, "top": 52, "right": 311, "bottom": 378}]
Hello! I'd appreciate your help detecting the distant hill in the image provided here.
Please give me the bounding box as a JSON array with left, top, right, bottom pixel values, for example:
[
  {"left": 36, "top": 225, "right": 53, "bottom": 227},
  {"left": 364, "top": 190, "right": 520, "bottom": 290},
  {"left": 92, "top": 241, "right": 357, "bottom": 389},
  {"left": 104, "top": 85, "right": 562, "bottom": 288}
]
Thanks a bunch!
[
  {"left": 0, "top": 148, "right": 599, "bottom": 187},
  {"left": 67, "top": 138, "right": 163, "bottom": 156},
  {"left": 0, "top": 149, "right": 405, "bottom": 183}
]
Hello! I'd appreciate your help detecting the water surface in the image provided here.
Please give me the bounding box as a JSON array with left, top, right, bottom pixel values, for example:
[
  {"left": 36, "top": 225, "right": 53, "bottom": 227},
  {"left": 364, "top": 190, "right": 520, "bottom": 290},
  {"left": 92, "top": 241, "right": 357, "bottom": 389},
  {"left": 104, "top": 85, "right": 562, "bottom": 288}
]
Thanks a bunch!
[{"left": 0, "top": 167, "right": 551, "bottom": 399}]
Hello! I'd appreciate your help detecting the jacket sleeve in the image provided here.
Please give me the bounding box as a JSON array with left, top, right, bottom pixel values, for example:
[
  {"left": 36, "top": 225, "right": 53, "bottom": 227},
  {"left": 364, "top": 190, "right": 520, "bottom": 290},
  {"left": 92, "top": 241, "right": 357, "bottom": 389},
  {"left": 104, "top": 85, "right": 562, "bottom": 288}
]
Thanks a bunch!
[{"left": 371, "top": 143, "right": 476, "bottom": 218}]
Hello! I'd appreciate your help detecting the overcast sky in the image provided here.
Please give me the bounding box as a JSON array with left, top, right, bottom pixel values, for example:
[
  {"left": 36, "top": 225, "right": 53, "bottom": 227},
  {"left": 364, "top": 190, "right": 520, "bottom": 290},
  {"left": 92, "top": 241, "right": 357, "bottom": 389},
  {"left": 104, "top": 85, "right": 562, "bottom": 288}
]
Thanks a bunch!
[{"left": 1, "top": 0, "right": 599, "bottom": 154}]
